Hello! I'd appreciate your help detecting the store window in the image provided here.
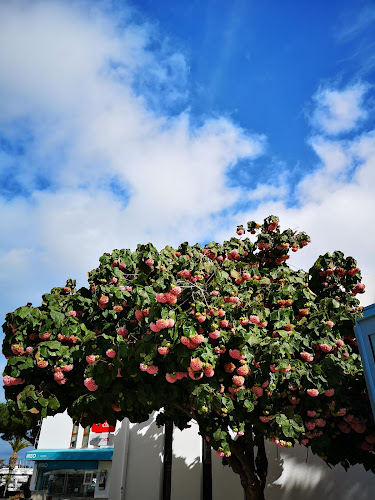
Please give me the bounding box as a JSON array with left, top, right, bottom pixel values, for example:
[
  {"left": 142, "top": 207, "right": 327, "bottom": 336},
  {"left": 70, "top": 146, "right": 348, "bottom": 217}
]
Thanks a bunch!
[
  {"left": 70, "top": 424, "right": 79, "bottom": 449},
  {"left": 82, "top": 426, "right": 91, "bottom": 448},
  {"left": 37, "top": 470, "right": 97, "bottom": 498}
]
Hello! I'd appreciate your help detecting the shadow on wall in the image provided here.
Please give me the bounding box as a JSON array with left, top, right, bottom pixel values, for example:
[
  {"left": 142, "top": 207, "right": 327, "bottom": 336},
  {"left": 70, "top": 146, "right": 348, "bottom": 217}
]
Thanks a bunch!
[
  {"left": 112, "top": 418, "right": 375, "bottom": 500},
  {"left": 266, "top": 442, "right": 375, "bottom": 500}
]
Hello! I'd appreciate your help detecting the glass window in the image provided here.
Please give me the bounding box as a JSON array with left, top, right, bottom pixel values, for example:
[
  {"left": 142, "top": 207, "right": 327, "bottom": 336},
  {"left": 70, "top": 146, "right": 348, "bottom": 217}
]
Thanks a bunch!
[
  {"left": 70, "top": 424, "right": 79, "bottom": 449},
  {"left": 82, "top": 426, "right": 91, "bottom": 448}
]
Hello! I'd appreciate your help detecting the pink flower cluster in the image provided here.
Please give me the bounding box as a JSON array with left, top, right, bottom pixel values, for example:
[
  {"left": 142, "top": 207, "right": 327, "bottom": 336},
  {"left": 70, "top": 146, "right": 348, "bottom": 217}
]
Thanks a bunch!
[
  {"left": 150, "top": 319, "right": 175, "bottom": 332},
  {"left": 3, "top": 375, "right": 25, "bottom": 386},
  {"left": 229, "top": 349, "right": 246, "bottom": 360},
  {"left": 84, "top": 378, "right": 98, "bottom": 391},
  {"left": 140, "top": 364, "right": 159, "bottom": 375},
  {"left": 86, "top": 355, "right": 97, "bottom": 364},
  {"left": 165, "top": 372, "right": 188, "bottom": 383}
]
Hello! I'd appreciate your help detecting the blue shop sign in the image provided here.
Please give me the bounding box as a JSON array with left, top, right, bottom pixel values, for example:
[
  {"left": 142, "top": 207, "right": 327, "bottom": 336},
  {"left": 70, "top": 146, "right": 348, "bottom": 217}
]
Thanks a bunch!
[
  {"left": 26, "top": 448, "right": 113, "bottom": 461},
  {"left": 37, "top": 460, "right": 98, "bottom": 470}
]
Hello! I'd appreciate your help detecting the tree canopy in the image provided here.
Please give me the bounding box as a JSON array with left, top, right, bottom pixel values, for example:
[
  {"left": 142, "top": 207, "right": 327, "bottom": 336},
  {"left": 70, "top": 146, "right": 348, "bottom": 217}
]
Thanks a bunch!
[{"left": 2, "top": 216, "right": 373, "bottom": 499}]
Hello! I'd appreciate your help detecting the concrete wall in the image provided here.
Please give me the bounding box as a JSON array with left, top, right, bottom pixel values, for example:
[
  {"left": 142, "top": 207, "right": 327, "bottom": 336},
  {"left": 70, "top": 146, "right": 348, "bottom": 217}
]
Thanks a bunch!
[
  {"left": 37, "top": 412, "right": 73, "bottom": 449},
  {"left": 122, "top": 415, "right": 164, "bottom": 500}
]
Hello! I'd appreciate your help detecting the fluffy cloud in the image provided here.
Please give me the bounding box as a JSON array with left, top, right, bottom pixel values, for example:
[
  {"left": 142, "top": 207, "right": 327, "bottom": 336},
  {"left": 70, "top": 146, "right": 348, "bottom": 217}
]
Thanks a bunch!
[
  {"left": 0, "top": 1, "right": 264, "bottom": 318},
  {"left": 0, "top": 1, "right": 374, "bottom": 330},
  {"left": 310, "top": 83, "right": 369, "bottom": 135}
]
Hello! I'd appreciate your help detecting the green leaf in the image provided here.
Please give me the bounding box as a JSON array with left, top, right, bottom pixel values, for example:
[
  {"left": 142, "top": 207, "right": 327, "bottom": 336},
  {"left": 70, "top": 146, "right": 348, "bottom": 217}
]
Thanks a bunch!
[
  {"left": 16, "top": 307, "right": 31, "bottom": 319},
  {"left": 47, "top": 396, "right": 60, "bottom": 410},
  {"left": 38, "top": 397, "right": 48, "bottom": 407},
  {"left": 50, "top": 310, "right": 65, "bottom": 325}
]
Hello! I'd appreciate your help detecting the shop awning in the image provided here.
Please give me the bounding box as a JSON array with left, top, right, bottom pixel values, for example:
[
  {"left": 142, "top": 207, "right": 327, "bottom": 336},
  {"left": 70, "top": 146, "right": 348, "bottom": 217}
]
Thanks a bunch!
[{"left": 25, "top": 448, "right": 113, "bottom": 461}]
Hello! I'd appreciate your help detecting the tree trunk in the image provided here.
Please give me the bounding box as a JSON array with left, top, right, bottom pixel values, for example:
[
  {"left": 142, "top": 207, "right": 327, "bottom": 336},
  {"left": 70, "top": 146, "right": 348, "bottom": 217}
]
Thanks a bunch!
[{"left": 226, "top": 430, "right": 268, "bottom": 500}]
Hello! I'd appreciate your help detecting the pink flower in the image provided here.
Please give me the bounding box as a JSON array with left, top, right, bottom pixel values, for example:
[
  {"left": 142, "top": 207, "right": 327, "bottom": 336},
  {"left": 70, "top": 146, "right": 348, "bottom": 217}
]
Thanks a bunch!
[
  {"left": 84, "top": 378, "right": 98, "bottom": 391},
  {"left": 106, "top": 349, "right": 116, "bottom": 358},
  {"left": 209, "top": 330, "right": 220, "bottom": 340},
  {"left": 146, "top": 365, "right": 159, "bottom": 375},
  {"left": 301, "top": 439, "right": 309, "bottom": 446},
  {"left": 307, "top": 411, "right": 316, "bottom": 418},
  {"left": 25, "top": 347, "right": 33, "bottom": 354},
  {"left": 156, "top": 293, "right": 168, "bottom": 303},
  {"left": 307, "top": 389, "right": 319, "bottom": 397},
  {"left": 259, "top": 416, "right": 270, "bottom": 423},
  {"left": 175, "top": 372, "right": 187, "bottom": 380},
  {"left": 150, "top": 322, "right": 161, "bottom": 333},
  {"left": 111, "top": 277, "right": 118, "bottom": 284},
  {"left": 338, "top": 422, "right": 351, "bottom": 434},
  {"left": 86, "top": 355, "right": 97, "bottom": 365},
  {"left": 145, "top": 258, "right": 154, "bottom": 266},
  {"left": 320, "top": 344, "right": 332, "bottom": 353},
  {"left": 251, "top": 386, "right": 263, "bottom": 398},
  {"left": 165, "top": 293, "right": 177, "bottom": 305},
  {"left": 236, "top": 365, "right": 250, "bottom": 376},
  {"left": 37, "top": 360, "right": 48, "bottom": 368},
  {"left": 112, "top": 404, "right": 121, "bottom": 412},
  {"left": 170, "top": 286, "right": 182, "bottom": 296},
  {"left": 166, "top": 373, "right": 177, "bottom": 383},
  {"left": 3, "top": 375, "right": 25, "bottom": 386},
  {"left": 237, "top": 431, "right": 244, "bottom": 436},
  {"left": 210, "top": 290, "right": 219, "bottom": 296},
  {"left": 139, "top": 363, "right": 148, "bottom": 371},
  {"left": 99, "top": 295, "right": 109, "bottom": 305},
  {"left": 216, "top": 451, "right": 224, "bottom": 457},
  {"left": 250, "top": 315, "right": 260, "bottom": 325},
  {"left": 336, "top": 408, "right": 346, "bottom": 417},
  {"left": 326, "top": 321, "right": 334, "bottom": 328},
  {"left": 220, "top": 319, "right": 229, "bottom": 328},
  {"left": 156, "top": 319, "right": 171, "bottom": 330},
  {"left": 315, "top": 419, "right": 326, "bottom": 428},
  {"left": 233, "top": 375, "right": 245, "bottom": 387},
  {"left": 336, "top": 339, "right": 344, "bottom": 347},
  {"left": 229, "top": 349, "right": 245, "bottom": 360},
  {"left": 117, "top": 327, "right": 128, "bottom": 337},
  {"left": 191, "top": 334, "right": 204, "bottom": 345},
  {"left": 158, "top": 347, "right": 169, "bottom": 355},
  {"left": 135, "top": 310, "right": 144, "bottom": 322},
  {"left": 324, "top": 389, "right": 335, "bottom": 397},
  {"left": 39, "top": 332, "right": 51, "bottom": 340},
  {"left": 54, "top": 371, "right": 65, "bottom": 381},
  {"left": 62, "top": 364, "right": 74, "bottom": 372},
  {"left": 300, "top": 352, "right": 314, "bottom": 362},
  {"left": 68, "top": 310, "right": 77, "bottom": 317},
  {"left": 190, "top": 358, "right": 203, "bottom": 371}
]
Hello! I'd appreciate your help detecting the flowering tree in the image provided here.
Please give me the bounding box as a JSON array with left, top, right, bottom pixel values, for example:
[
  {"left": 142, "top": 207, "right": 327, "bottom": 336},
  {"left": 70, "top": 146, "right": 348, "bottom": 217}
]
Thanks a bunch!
[{"left": 2, "top": 216, "right": 374, "bottom": 500}]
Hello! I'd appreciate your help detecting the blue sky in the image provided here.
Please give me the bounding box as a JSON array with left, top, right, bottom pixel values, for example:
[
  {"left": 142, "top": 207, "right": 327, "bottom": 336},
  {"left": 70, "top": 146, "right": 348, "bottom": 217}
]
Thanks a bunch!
[{"left": 0, "top": 0, "right": 375, "bottom": 462}]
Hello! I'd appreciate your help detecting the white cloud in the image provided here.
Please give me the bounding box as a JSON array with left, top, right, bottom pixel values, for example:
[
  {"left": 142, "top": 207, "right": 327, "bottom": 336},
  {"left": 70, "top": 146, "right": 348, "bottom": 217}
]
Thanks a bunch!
[
  {"left": 0, "top": 1, "right": 265, "bottom": 315},
  {"left": 310, "top": 83, "right": 369, "bottom": 135}
]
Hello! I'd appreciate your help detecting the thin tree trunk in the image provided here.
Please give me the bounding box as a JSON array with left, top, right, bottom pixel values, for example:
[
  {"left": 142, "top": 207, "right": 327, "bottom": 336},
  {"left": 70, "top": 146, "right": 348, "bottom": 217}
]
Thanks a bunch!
[{"left": 226, "top": 432, "right": 268, "bottom": 500}]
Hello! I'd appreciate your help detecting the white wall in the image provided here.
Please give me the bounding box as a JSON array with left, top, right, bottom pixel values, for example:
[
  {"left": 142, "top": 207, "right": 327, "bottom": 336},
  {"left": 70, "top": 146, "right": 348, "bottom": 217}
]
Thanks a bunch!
[
  {"left": 171, "top": 421, "right": 201, "bottom": 500},
  {"left": 123, "top": 414, "right": 164, "bottom": 500},
  {"left": 37, "top": 412, "right": 73, "bottom": 449}
]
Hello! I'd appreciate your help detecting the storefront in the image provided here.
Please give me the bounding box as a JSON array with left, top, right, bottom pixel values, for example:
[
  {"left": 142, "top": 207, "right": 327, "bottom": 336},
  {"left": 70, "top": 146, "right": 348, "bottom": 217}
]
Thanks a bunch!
[{"left": 25, "top": 448, "right": 112, "bottom": 499}]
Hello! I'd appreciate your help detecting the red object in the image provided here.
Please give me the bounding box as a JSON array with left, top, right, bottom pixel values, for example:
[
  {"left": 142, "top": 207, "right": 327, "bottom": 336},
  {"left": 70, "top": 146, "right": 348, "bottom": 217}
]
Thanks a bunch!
[{"left": 91, "top": 421, "right": 115, "bottom": 433}]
